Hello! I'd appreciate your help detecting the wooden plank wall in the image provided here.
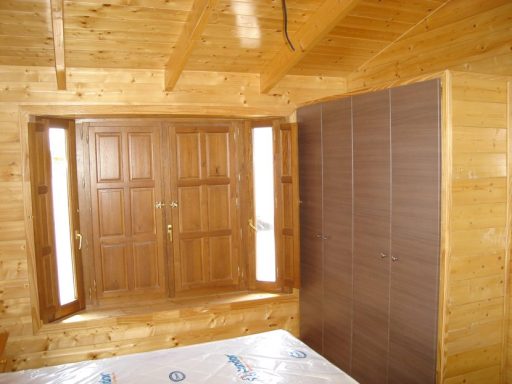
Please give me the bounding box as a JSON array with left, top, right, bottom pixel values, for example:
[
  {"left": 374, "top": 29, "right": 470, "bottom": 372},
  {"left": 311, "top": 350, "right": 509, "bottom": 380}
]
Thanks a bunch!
[
  {"left": 0, "top": 66, "right": 346, "bottom": 115},
  {"left": 440, "top": 72, "right": 511, "bottom": 384},
  {"left": 0, "top": 65, "right": 328, "bottom": 370},
  {"left": 4, "top": 294, "right": 299, "bottom": 370}
]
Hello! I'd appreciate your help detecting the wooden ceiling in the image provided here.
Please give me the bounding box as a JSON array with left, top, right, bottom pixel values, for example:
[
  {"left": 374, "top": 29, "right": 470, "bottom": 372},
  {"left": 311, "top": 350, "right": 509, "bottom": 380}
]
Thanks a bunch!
[{"left": 0, "top": 0, "right": 509, "bottom": 92}]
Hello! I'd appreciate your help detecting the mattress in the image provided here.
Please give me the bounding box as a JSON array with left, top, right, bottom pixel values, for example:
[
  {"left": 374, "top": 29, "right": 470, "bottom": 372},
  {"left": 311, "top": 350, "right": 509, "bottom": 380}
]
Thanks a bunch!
[{"left": 0, "top": 329, "right": 357, "bottom": 383}]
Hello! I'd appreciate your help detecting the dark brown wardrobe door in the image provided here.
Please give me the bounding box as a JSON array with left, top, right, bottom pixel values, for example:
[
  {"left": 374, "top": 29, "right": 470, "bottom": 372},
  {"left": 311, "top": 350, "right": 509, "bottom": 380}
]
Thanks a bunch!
[
  {"left": 322, "top": 98, "right": 353, "bottom": 371},
  {"left": 388, "top": 80, "right": 440, "bottom": 383},
  {"left": 352, "top": 90, "right": 391, "bottom": 384},
  {"left": 298, "top": 104, "right": 324, "bottom": 353}
]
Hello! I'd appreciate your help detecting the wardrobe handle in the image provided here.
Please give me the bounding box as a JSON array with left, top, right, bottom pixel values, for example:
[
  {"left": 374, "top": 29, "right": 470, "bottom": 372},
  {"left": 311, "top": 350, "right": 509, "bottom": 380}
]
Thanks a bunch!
[
  {"left": 380, "top": 252, "right": 387, "bottom": 259},
  {"left": 391, "top": 256, "right": 398, "bottom": 262},
  {"left": 315, "top": 234, "right": 322, "bottom": 239}
]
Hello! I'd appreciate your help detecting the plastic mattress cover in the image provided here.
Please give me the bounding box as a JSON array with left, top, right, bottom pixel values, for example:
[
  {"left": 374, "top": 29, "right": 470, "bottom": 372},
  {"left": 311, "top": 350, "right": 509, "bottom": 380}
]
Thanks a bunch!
[{"left": 0, "top": 329, "right": 358, "bottom": 383}]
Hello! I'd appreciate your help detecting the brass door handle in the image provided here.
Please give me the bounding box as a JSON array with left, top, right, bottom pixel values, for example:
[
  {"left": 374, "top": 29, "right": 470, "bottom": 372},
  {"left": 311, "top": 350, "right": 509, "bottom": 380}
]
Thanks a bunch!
[
  {"left": 74, "top": 230, "right": 82, "bottom": 250},
  {"left": 248, "top": 219, "right": 257, "bottom": 232},
  {"left": 156, "top": 201, "right": 179, "bottom": 209},
  {"left": 167, "top": 224, "right": 173, "bottom": 242}
]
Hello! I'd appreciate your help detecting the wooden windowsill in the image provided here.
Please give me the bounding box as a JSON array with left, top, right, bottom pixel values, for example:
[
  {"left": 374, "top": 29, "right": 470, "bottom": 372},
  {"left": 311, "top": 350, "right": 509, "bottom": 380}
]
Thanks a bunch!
[{"left": 39, "top": 290, "right": 298, "bottom": 333}]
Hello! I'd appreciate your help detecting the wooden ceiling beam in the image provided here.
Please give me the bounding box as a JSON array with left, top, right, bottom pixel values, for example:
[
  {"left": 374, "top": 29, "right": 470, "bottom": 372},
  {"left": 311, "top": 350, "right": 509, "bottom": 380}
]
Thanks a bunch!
[
  {"left": 164, "top": 0, "right": 218, "bottom": 91},
  {"left": 259, "top": 0, "right": 361, "bottom": 94},
  {"left": 50, "top": 0, "right": 66, "bottom": 90}
]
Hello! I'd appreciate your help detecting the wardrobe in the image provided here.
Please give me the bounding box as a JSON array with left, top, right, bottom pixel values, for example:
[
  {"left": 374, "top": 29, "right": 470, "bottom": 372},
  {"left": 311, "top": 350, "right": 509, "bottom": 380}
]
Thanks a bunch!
[{"left": 298, "top": 79, "right": 441, "bottom": 384}]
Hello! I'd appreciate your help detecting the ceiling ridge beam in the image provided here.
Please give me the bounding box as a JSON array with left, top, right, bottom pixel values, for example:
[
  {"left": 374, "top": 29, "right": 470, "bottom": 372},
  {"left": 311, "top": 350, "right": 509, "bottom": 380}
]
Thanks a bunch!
[
  {"left": 259, "top": 0, "right": 362, "bottom": 94},
  {"left": 164, "top": 0, "right": 218, "bottom": 91},
  {"left": 50, "top": 0, "right": 66, "bottom": 90}
]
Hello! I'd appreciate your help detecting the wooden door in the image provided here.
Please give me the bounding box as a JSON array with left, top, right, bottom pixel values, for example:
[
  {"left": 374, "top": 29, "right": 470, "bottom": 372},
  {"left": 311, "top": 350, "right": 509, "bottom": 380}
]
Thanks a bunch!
[
  {"left": 297, "top": 104, "right": 324, "bottom": 353},
  {"left": 388, "top": 80, "right": 440, "bottom": 383},
  {"left": 88, "top": 122, "right": 166, "bottom": 301},
  {"left": 169, "top": 123, "right": 240, "bottom": 294},
  {"left": 352, "top": 90, "right": 391, "bottom": 383},
  {"left": 322, "top": 98, "right": 353, "bottom": 371}
]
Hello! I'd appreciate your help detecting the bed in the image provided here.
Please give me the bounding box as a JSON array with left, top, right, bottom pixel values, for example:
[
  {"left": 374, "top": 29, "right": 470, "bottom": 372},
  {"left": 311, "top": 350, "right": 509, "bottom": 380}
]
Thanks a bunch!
[{"left": 0, "top": 329, "right": 357, "bottom": 383}]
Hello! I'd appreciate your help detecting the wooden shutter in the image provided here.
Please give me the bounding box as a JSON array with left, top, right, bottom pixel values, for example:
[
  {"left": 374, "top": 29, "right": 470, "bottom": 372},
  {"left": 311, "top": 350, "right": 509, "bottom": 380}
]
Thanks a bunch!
[
  {"left": 246, "top": 120, "right": 300, "bottom": 291},
  {"left": 29, "top": 120, "right": 59, "bottom": 322},
  {"left": 87, "top": 122, "right": 167, "bottom": 301},
  {"left": 275, "top": 122, "right": 300, "bottom": 289},
  {"left": 169, "top": 122, "right": 241, "bottom": 295},
  {"left": 28, "top": 118, "right": 85, "bottom": 323}
]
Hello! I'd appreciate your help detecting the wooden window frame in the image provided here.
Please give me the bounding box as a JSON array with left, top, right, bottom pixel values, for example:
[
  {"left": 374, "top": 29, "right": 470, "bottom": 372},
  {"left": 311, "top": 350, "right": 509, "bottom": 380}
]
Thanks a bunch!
[{"left": 23, "top": 114, "right": 298, "bottom": 328}]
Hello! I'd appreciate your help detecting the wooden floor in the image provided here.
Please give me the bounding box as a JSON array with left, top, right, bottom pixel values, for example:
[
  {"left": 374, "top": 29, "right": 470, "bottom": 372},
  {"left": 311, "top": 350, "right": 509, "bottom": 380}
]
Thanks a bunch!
[{"left": 4, "top": 290, "right": 299, "bottom": 371}]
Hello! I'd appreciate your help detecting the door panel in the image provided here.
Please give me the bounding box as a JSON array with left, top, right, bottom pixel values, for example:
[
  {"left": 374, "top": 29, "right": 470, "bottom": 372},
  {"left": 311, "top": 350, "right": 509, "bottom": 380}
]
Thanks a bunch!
[
  {"left": 176, "top": 133, "right": 201, "bottom": 180},
  {"left": 322, "top": 98, "right": 353, "bottom": 371},
  {"left": 128, "top": 133, "right": 153, "bottom": 180},
  {"left": 206, "top": 132, "right": 230, "bottom": 177},
  {"left": 96, "top": 134, "right": 122, "bottom": 182},
  {"left": 297, "top": 104, "right": 323, "bottom": 354},
  {"left": 170, "top": 124, "right": 240, "bottom": 294},
  {"left": 130, "top": 188, "right": 156, "bottom": 235},
  {"left": 100, "top": 243, "right": 129, "bottom": 292},
  {"left": 133, "top": 241, "right": 158, "bottom": 288},
  {"left": 89, "top": 122, "right": 165, "bottom": 300},
  {"left": 178, "top": 187, "right": 203, "bottom": 232},
  {"left": 207, "top": 185, "right": 231, "bottom": 230},
  {"left": 98, "top": 189, "right": 125, "bottom": 236},
  {"left": 179, "top": 238, "right": 205, "bottom": 286},
  {"left": 388, "top": 80, "right": 440, "bottom": 384},
  {"left": 352, "top": 89, "right": 391, "bottom": 384},
  {"left": 209, "top": 236, "right": 233, "bottom": 281}
]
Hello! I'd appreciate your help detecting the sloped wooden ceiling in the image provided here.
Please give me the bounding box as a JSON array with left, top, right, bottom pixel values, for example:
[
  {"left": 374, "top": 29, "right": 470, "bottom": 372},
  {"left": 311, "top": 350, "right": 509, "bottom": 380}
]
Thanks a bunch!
[{"left": 0, "top": 0, "right": 510, "bottom": 95}]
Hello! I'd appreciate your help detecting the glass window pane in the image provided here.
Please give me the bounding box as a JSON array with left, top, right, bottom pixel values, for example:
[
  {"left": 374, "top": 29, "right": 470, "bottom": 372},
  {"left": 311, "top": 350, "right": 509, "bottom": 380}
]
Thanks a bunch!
[
  {"left": 252, "top": 127, "right": 276, "bottom": 282},
  {"left": 49, "top": 128, "right": 77, "bottom": 305}
]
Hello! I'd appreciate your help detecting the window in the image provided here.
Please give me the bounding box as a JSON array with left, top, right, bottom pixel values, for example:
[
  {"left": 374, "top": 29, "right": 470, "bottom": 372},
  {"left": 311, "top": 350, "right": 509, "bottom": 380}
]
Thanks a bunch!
[
  {"left": 26, "top": 117, "right": 299, "bottom": 324},
  {"left": 252, "top": 127, "right": 277, "bottom": 282},
  {"left": 49, "top": 128, "right": 79, "bottom": 305}
]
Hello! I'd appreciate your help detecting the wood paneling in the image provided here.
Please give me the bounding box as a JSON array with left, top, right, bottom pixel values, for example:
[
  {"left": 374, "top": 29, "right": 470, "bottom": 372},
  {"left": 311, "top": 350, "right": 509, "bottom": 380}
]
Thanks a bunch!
[
  {"left": 1, "top": 88, "right": 302, "bottom": 370},
  {"left": 293, "top": 0, "right": 447, "bottom": 78},
  {"left": 348, "top": 0, "right": 512, "bottom": 92},
  {"left": 4, "top": 292, "right": 298, "bottom": 371},
  {"left": 0, "top": 66, "right": 347, "bottom": 117},
  {"left": 439, "top": 72, "right": 511, "bottom": 384},
  {"left": 164, "top": 0, "right": 218, "bottom": 91},
  {"left": 259, "top": 0, "right": 361, "bottom": 92}
]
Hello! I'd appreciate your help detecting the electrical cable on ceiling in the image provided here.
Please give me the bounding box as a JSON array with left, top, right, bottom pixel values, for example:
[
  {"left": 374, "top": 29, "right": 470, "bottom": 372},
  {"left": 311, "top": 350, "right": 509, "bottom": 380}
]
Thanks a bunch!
[{"left": 281, "top": 0, "right": 295, "bottom": 51}]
